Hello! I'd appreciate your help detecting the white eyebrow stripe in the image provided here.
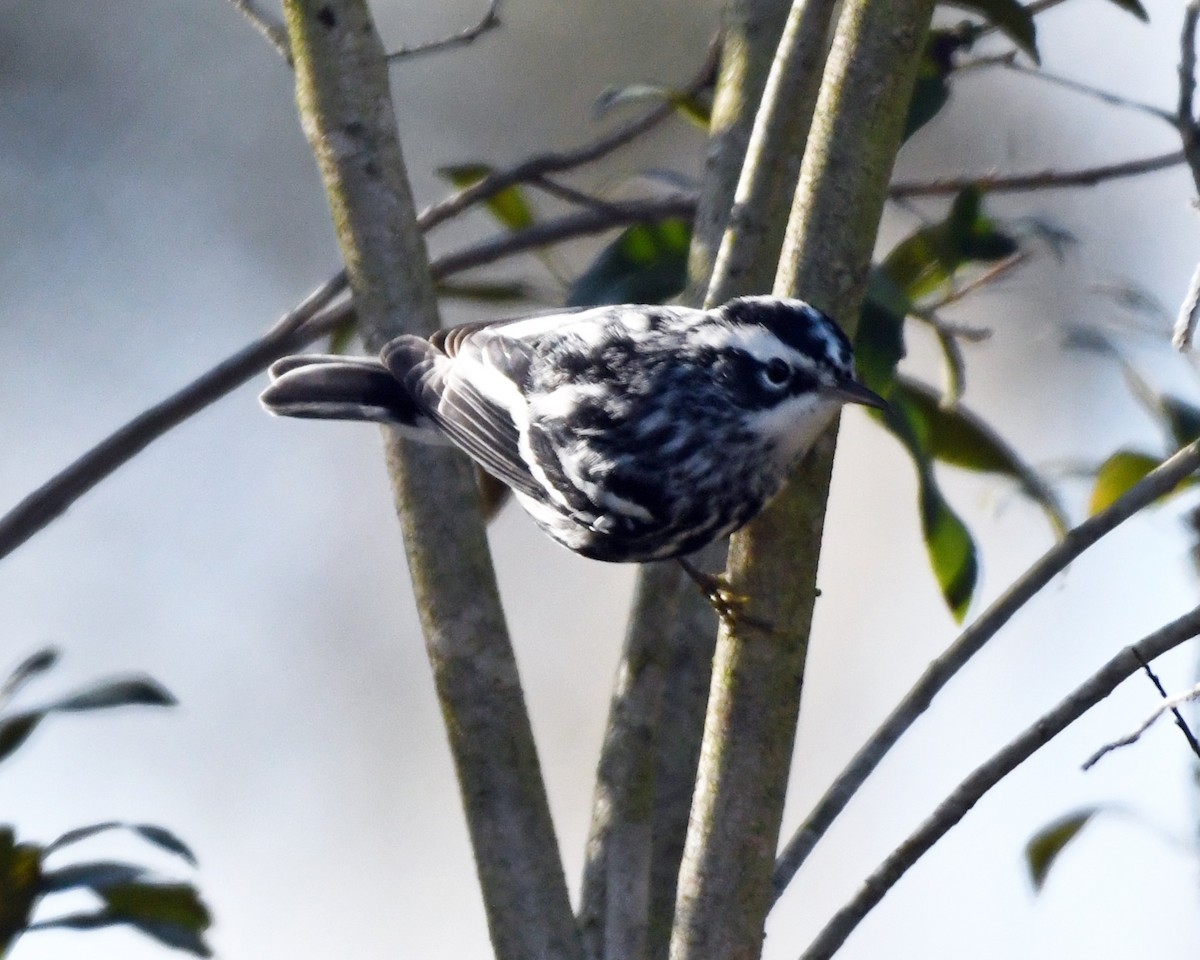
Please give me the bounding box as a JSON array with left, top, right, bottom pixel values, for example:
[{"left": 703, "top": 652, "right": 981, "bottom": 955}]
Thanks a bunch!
[{"left": 690, "top": 322, "right": 815, "bottom": 369}]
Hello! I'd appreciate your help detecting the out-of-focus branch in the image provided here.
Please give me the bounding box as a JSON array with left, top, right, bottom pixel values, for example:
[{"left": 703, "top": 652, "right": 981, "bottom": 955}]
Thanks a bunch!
[
  {"left": 889, "top": 150, "right": 1185, "bottom": 198},
  {"left": 0, "top": 194, "right": 693, "bottom": 563},
  {"left": 0, "top": 272, "right": 346, "bottom": 562},
  {"left": 281, "top": 6, "right": 581, "bottom": 960},
  {"left": 387, "top": 0, "right": 502, "bottom": 61},
  {"left": 671, "top": 3, "right": 936, "bottom": 959},
  {"left": 771, "top": 437, "right": 1200, "bottom": 900},
  {"left": 418, "top": 39, "right": 719, "bottom": 234},
  {"left": 797, "top": 605, "right": 1200, "bottom": 960},
  {"left": 226, "top": 0, "right": 292, "bottom": 61}
]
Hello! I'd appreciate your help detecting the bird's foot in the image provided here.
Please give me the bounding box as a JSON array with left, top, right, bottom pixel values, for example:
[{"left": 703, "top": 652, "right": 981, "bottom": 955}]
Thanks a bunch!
[{"left": 677, "top": 559, "right": 772, "bottom": 632}]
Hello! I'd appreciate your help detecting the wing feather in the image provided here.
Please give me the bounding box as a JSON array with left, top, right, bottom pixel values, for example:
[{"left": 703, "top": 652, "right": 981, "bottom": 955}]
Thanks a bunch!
[{"left": 382, "top": 335, "right": 545, "bottom": 500}]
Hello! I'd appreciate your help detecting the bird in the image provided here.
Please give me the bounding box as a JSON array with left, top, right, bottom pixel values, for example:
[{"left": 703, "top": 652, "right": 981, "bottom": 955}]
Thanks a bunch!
[{"left": 261, "top": 295, "right": 884, "bottom": 609}]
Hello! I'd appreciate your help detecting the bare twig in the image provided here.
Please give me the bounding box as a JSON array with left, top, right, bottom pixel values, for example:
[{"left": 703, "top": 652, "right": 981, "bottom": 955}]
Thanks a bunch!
[
  {"left": 225, "top": 0, "right": 292, "bottom": 61},
  {"left": 796, "top": 605, "right": 1200, "bottom": 960},
  {"left": 1133, "top": 649, "right": 1200, "bottom": 758},
  {"left": 0, "top": 190, "right": 691, "bottom": 563},
  {"left": 1000, "top": 60, "right": 1174, "bottom": 124},
  {"left": 772, "top": 437, "right": 1200, "bottom": 902},
  {"left": 387, "top": 0, "right": 502, "bottom": 61},
  {"left": 889, "top": 150, "right": 1185, "bottom": 198},
  {"left": 1082, "top": 679, "right": 1200, "bottom": 770}
]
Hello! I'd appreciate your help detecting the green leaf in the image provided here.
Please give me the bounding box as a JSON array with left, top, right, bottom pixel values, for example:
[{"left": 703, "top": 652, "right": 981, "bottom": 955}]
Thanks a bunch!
[
  {"left": 1, "top": 648, "right": 59, "bottom": 701},
  {"left": 46, "top": 822, "right": 198, "bottom": 867},
  {"left": 1089, "top": 450, "right": 1165, "bottom": 515},
  {"left": 855, "top": 270, "right": 910, "bottom": 395},
  {"left": 326, "top": 315, "right": 356, "bottom": 355},
  {"left": 904, "top": 30, "right": 972, "bottom": 141},
  {"left": 593, "top": 83, "right": 710, "bottom": 129},
  {"left": 1026, "top": 808, "right": 1102, "bottom": 891},
  {"left": 944, "top": 0, "right": 1039, "bottom": 63},
  {"left": 882, "top": 188, "right": 1018, "bottom": 302},
  {"left": 566, "top": 218, "right": 691, "bottom": 307},
  {"left": 48, "top": 677, "right": 175, "bottom": 712},
  {"left": 437, "top": 164, "right": 535, "bottom": 232},
  {"left": 0, "top": 712, "right": 41, "bottom": 765},
  {"left": 892, "top": 377, "right": 1068, "bottom": 536},
  {"left": 1159, "top": 395, "right": 1200, "bottom": 449},
  {"left": 0, "top": 827, "right": 42, "bottom": 953},
  {"left": 877, "top": 400, "right": 979, "bottom": 621},
  {"left": 40, "top": 861, "right": 146, "bottom": 894}
]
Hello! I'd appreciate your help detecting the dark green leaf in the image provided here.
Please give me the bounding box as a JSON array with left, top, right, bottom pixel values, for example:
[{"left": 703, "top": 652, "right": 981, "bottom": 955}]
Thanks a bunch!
[
  {"left": 1, "top": 648, "right": 59, "bottom": 701},
  {"left": 29, "top": 907, "right": 213, "bottom": 958},
  {"left": 1160, "top": 395, "right": 1200, "bottom": 449},
  {"left": 883, "top": 188, "right": 1018, "bottom": 302},
  {"left": 877, "top": 400, "right": 979, "bottom": 621},
  {"left": 0, "top": 712, "right": 41, "bottom": 765},
  {"left": 893, "top": 377, "right": 1068, "bottom": 536},
  {"left": 566, "top": 218, "right": 691, "bottom": 307},
  {"left": 40, "top": 860, "right": 146, "bottom": 893},
  {"left": 48, "top": 677, "right": 175, "bottom": 712},
  {"left": 1026, "top": 808, "right": 1102, "bottom": 891},
  {"left": 0, "top": 829, "right": 41, "bottom": 953},
  {"left": 855, "top": 270, "right": 910, "bottom": 395},
  {"left": 437, "top": 164, "right": 535, "bottom": 232},
  {"left": 944, "top": 0, "right": 1039, "bottom": 62},
  {"left": 45, "top": 822, "right": 197, "bottom": 867},
  {"left": 904, "top": 30, "right": 972, "bottom": 141},
  {"left": 1089, "top": 450, "right": 1165, "bottom": 515}
]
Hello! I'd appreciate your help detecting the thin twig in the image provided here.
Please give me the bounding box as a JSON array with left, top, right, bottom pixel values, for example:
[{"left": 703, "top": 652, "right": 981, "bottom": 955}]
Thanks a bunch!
[
  {"left": 387, "top": 0, "right": 502, "bottom": 61},
  {"left": 225, "top": 0, "right": 292, "bottom": 61},
  {"left": 1000, "top": 60, "right": 1175, "bottom": 124},
  {"left": 1134, "top": 649, "right": 1200, "bottom": 759},
  {"left": 1081, "top": 679, "right": 1200, "bottom": 770},
  {"left": 771, "top": 437, "right": 1200, "bottom": 902},
  {"left": 0, "top": 194, "right": 693, "bottom": 563},
  {"left": 889, "top": 150, "right": 1185, "bottom": 198},
  {"left": 417, "top": 37, "right": 719, "bottom": 234},
  {"left": 796, "top": 605, "right": 1200, "bottom": 960}
]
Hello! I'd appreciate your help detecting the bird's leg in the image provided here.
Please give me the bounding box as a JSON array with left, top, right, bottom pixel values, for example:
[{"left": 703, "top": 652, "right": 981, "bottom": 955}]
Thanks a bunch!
[{"left": 676, "top": 557, "right": 771, "bottom": 632}]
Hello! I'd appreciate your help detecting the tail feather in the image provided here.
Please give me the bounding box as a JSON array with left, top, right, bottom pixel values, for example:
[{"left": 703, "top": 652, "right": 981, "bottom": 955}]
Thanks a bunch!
[{"left": 259, "top": 354, "right": 435, "bottom": 435}]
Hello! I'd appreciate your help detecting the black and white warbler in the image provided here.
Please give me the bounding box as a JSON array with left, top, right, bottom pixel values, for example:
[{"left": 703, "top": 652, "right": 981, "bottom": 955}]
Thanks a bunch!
[{"left": 261, "top": 295, "right": 884, "bottom": 567}]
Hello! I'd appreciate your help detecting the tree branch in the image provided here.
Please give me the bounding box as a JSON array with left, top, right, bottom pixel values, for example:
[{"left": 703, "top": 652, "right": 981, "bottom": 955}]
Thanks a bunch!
[
  {"left": 796, "top": 604, "right": 1200, "bottom": 960},
  {"left": 671, "top": 3, "right": 936, "bottom": 959},
  {"left": 280, "top": 5, "right": 580, "bottom": 960},
  {"left": 772, "top": 436, "right": 1200, "bottom": 901},
  {"left": 888, "top": 150, "right": 1185, "bottom": 198},
  {"left": 386, "top": 0, "right": 503, "bottom": 61},
  {"left": 225, "top": 0, "right": 292, "bottom": 61}
]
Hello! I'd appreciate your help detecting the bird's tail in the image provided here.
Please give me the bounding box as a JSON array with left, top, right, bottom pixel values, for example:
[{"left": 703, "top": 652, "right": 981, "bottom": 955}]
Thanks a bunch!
[{"left": 260, "top": 352, "right": 439, "bottom": 439}]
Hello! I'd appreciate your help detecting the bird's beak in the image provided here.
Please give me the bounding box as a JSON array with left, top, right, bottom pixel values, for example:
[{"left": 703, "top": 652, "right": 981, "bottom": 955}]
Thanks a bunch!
[{"left": 832, "top": 378, "right": 888, "bottom": 410}]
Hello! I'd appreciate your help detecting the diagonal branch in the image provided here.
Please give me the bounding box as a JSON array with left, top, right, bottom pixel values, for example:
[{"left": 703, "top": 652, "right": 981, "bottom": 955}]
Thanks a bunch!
[
  {"left": 225, "top": 0, "right": 292, "bottom": 61},
  {"left": 889, "top": 150, "right": 1185, "bottom": 198},
  {"left": 796, "top": 604, "right": 1200, "bottom": 960},
  {"left": 771, "top": 436, "right": 1200, "bottom": 901},
  {"left": 387, "top": 0, "right": 503, "bottom": 61},
  {"left": 0, "top": 195, "right": 693, "bottom": 564}
]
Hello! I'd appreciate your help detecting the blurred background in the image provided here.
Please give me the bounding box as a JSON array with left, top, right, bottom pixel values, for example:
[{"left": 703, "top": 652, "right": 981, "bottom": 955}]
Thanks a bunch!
[{"left": 2, "top": 0, "right": 1199, "bottom": 957}]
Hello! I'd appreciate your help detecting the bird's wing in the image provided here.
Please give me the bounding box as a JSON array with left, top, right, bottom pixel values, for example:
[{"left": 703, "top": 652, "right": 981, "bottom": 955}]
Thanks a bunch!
[{"left": 382, "top": 335, "right": 546, "bottom": 501}]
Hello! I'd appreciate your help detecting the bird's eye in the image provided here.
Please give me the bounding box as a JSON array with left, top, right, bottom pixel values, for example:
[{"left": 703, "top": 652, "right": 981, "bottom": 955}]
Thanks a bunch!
[{"left": 762, "top": 358, "right": 790, "bottom": 387}]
